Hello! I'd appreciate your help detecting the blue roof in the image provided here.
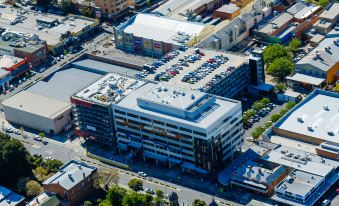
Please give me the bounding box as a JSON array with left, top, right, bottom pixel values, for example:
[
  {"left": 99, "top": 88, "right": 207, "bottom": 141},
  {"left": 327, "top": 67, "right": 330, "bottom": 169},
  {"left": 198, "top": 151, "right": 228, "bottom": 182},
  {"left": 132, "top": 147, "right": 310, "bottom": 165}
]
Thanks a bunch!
[{"left": 0, "top": 185, "right": 25, "bottom": 206}]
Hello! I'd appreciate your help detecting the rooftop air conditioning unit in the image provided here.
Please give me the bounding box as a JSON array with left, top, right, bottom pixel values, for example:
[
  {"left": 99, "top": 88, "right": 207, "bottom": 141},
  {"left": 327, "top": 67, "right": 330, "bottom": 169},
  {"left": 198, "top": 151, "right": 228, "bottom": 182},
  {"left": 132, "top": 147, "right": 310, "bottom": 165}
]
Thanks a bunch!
[
  {"left": 308, "top": 126, "right": 314, "bottom": 131},
  {"left": 323, "top": 105, "right": 329, "bottom": 110},
  {"left": 328, "top": 131, "right": 334, "bottom": 136}
]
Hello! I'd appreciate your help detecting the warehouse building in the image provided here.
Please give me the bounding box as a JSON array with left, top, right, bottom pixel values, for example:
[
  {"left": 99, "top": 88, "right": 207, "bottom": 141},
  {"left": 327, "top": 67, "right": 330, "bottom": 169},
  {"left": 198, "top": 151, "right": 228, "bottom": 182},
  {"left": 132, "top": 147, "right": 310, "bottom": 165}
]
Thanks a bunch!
[
  {"left": 72, "top": 73, "right": 244, "bottom": 174},
  {"left": 114, "top": 13, "right": 208, "bottom": 57}
]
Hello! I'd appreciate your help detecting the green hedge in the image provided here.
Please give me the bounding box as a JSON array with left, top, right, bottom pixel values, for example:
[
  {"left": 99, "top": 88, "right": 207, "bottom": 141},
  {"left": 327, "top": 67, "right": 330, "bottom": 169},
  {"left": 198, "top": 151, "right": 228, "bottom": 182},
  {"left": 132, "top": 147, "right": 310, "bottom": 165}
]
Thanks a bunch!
[{"left": 85, "top": 151, "right": 130, "bottom": 170}]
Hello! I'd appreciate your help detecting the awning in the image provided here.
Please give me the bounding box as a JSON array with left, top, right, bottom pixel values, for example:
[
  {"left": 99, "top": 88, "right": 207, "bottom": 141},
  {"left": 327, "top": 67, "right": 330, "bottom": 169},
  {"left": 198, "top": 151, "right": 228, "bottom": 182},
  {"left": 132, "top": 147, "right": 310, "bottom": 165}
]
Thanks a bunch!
[
  {"left": 118, "top": 143, "right": 128, "bottom": 150},
  {"left": 128, "top": 141, "right": 142, "bottom": 149},
  {"left": 168, "top": 157, "right": 182, "bottom": 165},
  {"left": 143, "top": 151, "right": 168, "bottom": 162},
  {"left": 286, "top": 73, "right": 325, "bottom": 86},
  {"left": 181, "top": 162, "right": 208, "bottom": 175},
  {"left": 249, "top": 83, "right": 274, "bottom": 92}
]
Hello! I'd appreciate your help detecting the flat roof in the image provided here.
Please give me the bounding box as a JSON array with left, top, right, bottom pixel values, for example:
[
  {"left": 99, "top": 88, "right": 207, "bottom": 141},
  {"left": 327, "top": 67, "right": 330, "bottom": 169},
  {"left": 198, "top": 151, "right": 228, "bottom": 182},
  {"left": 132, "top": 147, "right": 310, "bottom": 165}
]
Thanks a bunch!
[
  {"left": 0, "top": 6, "right": 97, "bottom": 45},
  {"left": 262, "top": 145, "right": 339, "bottom": 177},
  {"left": 0, "top": 39, "right": 46, "bottom": 53},
  {"left": 145, "top": 48, "right": 248, "bottom": 91},
  {"left": 216, "top": 3, "right": 240, "bottom": 14},
  {"left": 259, "top": 13, "right": 293, "bottom": 35},
  {"left": 153, "top": 0, "right": 191, "bottom": 16},
  {"left": 294, "top": 5, "right": 320, "bottom": 20},
  {"left": 0, "top": 185, "right": 25, "bottom": 206},
  {"left": 274, "top": 90, "right": 339, "bottom": 143},
  {"left": 27, "top": 67, "right": 103, "bottom": 103},
  {"left": 119, "top": 13, "right": 206, "bottom": 45},
  {"left": 286, "top": 73, "right": 325, "bottom": 86},
  {"left": 75, "top": 73, "right": 146, "bottom": 105},
  {"left": 44, "top": 160, "right": 96, "bottom": 190},
  {"left": 276, "top": 170, "right": 323, "bottom": 197},
  {"left": 320, "top": 2, "right": 339, "bottom": 20},
  {"left": 115, "top": 82, "right": 240, "bottom": 130},
  {"left": 71, "top": 59, "right": 139, "bottom": 76},
  {"left": 297, "top": 36, "right": 339, "bottom": 72},
  {"left": 287, "top": 2, "right": 307, "bottom": 15},
  {"left": 0, "top": 55, "right": 23, "bottom": 68},
  {"left": 2, "top": 91, "right": 70, "bottom": 119}
]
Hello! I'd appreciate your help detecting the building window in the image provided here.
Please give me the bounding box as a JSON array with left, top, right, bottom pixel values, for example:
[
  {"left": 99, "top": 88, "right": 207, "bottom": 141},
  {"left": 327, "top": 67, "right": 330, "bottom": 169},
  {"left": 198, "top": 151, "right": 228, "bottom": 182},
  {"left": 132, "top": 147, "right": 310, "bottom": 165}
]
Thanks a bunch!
[
  {"left": 166, "top": 123, "right": 177, "bottom": 129},
  {"left": 193, "top": 131, "right": 206, "bottom": 137},
  {"left": 127, "top": 113, "right": 138, "bottom": 119},
  {"left": 115, "top": 110, "right": 126, "bottom": 115},
  {"left": 179, "top": 127, "right": 192, "bottom": 133}
]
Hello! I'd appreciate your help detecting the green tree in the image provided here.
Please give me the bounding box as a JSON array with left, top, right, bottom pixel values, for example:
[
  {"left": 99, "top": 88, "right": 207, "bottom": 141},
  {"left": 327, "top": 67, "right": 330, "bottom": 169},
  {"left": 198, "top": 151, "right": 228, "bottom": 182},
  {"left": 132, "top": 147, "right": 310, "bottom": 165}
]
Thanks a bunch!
[
  {"left": 106, "top": 186, "right": 126, "bottom": 206},
  {"left": 122, "top": 192, "right": 151, "bottom": 206},
  {"left": 38, "top": 132, "right": 45, "bottom": 138},
  {"left": 36, "top": 0, "right": 57, "bottom": 7},
  {"left": 153, "top": 189, "right": 165, "bottom": 206},
  {"left": 276, "top": 83, "right": 287, "bottom": 93},
  {"left": 45, "top": 159, "right": 63, "bottom": 173},
  {"left": 16, "top": 177, "right": 30, "bottom": 193},
  {"left": 128, "top": 178, "right": 143, "bottom": 192},
  {"left": 288, "top": 39, "right": 301, "bottom": 53},
  {"left": 81, "top": 7, "right": 94, "bottom": 18},
  {"left": 263, "top": 44, "right": 289, "bottom": 66},
  {"left": 271, "top": 113, "right": 282, "bottom": 123},
  {"left": 252, "top": 101, "right": 265, "bottom": 111},
  {"left": 267, "top": 58, "right": 295, "bottom": 82},
  {"left": 317, "top": 0, "right": 329, "bottom": 7},
  {"left": 98, "top": 199, "right": 112, "bottom": 206},
  {"left": 33, "top": 166, "right": 49, "bottom": 182},
  {"left": 0, "top": 135, "right": 32, "bottom": 186},
  {"left": 25, "top": 180, "right": 43, "bottom": 197},
  {"left": 285, "top": 101, "right": 296, "bottom": 110},
  {"left": 84, "top": 201, "right": 93, "bottom": 206},
  {"left": 193, "top": 199, "right": 208, "bottom": 206},
  {"left": 260, "top": 98, "right": 270, "bottom": 105},
  {"left": 59, "top": 0, "right": 74, "bottom": 14}
]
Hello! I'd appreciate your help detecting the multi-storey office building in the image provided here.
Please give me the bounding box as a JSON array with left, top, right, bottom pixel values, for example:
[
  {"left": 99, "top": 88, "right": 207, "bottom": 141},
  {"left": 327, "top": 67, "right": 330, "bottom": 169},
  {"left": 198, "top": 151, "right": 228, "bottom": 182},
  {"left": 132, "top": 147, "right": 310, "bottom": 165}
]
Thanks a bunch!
[{"left": 72, "top": 73, "right": 244, "bottom": 174}]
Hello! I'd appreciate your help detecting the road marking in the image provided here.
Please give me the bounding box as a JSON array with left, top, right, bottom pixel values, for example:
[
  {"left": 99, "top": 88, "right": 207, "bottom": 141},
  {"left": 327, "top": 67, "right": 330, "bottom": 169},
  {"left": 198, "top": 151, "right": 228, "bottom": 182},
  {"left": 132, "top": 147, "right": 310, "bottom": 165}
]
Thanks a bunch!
[{"left": 32, "top": 145, "right": 41, "bottom": 149}]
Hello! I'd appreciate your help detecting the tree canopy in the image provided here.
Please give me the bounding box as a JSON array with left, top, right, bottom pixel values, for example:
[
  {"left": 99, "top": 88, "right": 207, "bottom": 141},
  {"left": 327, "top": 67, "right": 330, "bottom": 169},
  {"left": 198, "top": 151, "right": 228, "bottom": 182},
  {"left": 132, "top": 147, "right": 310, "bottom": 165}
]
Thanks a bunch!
[
  {"left": 128, "top": 178, "right": 143, "bottom": 192},
  {"left": 25, "top": 180, "right": 43, "bottom": 197},
  {"left": 263, "top": 44, "right": 289, "bottom": 66},
  {"left": 288, "top": 39, "right": 301, "bottom": 53},
  {"left": 267, "top": 58, "right": 295, "bottom": 82},
  {"left": 193, "top": 199, "right": 207, "bottom": 206},
  {"left": 317, "top": 0, "right": 329, "bottom": 7}
]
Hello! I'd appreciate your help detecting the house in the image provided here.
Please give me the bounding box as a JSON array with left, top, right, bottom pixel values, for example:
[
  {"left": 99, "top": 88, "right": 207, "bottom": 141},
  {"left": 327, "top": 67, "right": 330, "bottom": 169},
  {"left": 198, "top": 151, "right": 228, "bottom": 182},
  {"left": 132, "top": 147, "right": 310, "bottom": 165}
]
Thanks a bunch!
[
  {"left": 0, "top": 185, "right": 25, "bottom": 206},
  {"left": 42, "top": 160, "right": 97, "bottom": 206}
]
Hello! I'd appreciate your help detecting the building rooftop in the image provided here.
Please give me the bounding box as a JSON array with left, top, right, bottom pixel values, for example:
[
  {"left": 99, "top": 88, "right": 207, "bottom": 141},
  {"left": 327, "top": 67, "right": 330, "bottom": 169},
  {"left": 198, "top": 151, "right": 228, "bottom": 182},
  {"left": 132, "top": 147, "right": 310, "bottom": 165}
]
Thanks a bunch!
[
  {"left": 287, "top": 2, "right": 307, "bottom": 15},
  {"left": 27, "top": 67, "right": 103, "bottom": 103},
  {"left": 75, "top": 73, "right": 146, "bottom": 105},
  {"left": 274, "top": 89, "right": 339, "bottom": 144},
  {"left": 259, "top": 13, "right": 293, "bottom": 35},
  {"left": 262, "top": 145, "right": 339, "bottom": 177},
  {"left": 297, "top": 36, "right": 339, "bottom": 72},
  {"left": 293, "top": 5, "right": 320, "bottom": 20},
  {"left": 152, "top": 0, "right": 192, "bottom": 16},
  {"left": 286, "top": 73, "right": 325, "bottom": 86},
  {"left": 0, "top": 55, "right": 23, "bottom": 69},
  {"left": 319, "top": 2, "right": 339, "bottom": 20},
  {"left": 117, "top": 13, "right": 206, "bottom": 45},
  {"left": 145, "top": 48, "right": 248, "bottom": 91},
  {"left": 0, "top": 6, "right": 98, "bottom": 46},
  {"left": 115, "top": 82, "right": 241, "bottom": 131},
  {"left": 2, "top": 91, "right": 71, "bottom": 119},
  {"left": 216, "top": 3, "right": 240, "bottom": 14},
  {"left": 0, "top": 185, "right": 25, "bottom": 206},
  {"left": 43, "top": 160, "right": 96, "bottom": 190},
  {"left": 275, "top": 170, "right": 323, "bottom": 198},
  {"left": 231, "top": 160, "right": 286, "bottom": 186},
  {"left": 27, "top": 192, "right": 61, "bottom": 206}
]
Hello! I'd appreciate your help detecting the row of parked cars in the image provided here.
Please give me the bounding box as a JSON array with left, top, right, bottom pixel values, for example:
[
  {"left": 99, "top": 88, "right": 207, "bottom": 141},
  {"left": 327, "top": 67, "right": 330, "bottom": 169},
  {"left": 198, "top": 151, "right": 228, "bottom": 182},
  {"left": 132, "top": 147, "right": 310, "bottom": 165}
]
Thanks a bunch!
[
  {"left": 137, "top": 171, "right": 169, "bottom": 198},
  {"left": 243, "top": 102, "right": 276, "bottom": 130}
]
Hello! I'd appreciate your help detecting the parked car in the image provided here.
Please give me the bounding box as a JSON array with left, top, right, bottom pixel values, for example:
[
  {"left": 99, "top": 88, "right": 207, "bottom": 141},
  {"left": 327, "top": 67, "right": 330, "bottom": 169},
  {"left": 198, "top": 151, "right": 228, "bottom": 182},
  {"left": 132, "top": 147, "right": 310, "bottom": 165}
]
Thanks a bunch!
[
  {"left": 322, "top": 199, "right": 330, "bottom": 206},
  {"left": 145, "top": 188, "right": 155, "bottom": 194},
  {"left": 246, "top": 136, "right": 254, "bottom": 142},
  {"left": 5, "top": 128, "right": 13, "bottom": 133},
  {"left": 138, "top": 171, "right": 147, "bottom": 177},
  {"left": 34, "top": 136, "right": 42, "bottom": 142}
]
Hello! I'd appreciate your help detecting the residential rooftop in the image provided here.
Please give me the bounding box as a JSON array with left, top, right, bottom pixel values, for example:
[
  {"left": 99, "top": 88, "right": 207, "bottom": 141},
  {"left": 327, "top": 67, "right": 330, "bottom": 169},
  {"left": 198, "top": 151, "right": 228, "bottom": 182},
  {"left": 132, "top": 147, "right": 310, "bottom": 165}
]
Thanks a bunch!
[
  {"left": 75, "top": 73, "right": 146, "bottom": 105},
  {"left": 258, "top": 13, "right": 293, "bottom": 35},
  {"left": 117, "top": 13, "right": 206, "bottom": 45},
  {"left": 297, "top": 36, "right": 339, "bottom": 72},
  {"left": 293, "top": 5, "right": 320, "bottom": 20},
  {"left": 231, "top": 160, "right": 286, "bottom": 187},
  {"left": 216, "top": 3, "right": 240, "bottom": 14},
  {"left": 274, "top": 89, "right": 339, "bottom": 144},
  {"left": 145, "top": 48, "right": 248, "bottom": 91},
  {"left": 319, "top": 2, "right": 339, "bottom": 20},
  {"left": 0, "top": 185, "right": 25, "bottom": 206},
  {"left": 43, "top": 160, "right": 96, "bottom": 190}
]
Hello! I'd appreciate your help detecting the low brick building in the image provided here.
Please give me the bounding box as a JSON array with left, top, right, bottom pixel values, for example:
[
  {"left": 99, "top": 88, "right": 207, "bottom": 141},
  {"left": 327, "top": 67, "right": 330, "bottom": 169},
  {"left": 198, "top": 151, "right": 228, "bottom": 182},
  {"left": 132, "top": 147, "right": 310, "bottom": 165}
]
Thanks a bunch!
[{"left": 43, "top": 160, "right": 97, "bottom": 206}]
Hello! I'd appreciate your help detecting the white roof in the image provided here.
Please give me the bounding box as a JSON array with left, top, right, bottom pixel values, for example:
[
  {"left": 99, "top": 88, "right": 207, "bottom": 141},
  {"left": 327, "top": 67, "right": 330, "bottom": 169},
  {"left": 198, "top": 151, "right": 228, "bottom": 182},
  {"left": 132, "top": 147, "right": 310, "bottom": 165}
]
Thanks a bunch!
[
  {"left": 0, "top": 55, "right": 23, "bottom": 68},
  {"left": 275, "top": 90, "right": 339, "bottom": 143},
  {"left": 320, "top": 2, "right": 339, "bottom": 20},
  {"left": 286, "top": 73, "right": 325, "bottom": 86},
  {"left": 2, "top": 91, "right": 70, "bottom": 119},
  {"left": 122, "top": 14, "right": 206, "bottom": 45}
]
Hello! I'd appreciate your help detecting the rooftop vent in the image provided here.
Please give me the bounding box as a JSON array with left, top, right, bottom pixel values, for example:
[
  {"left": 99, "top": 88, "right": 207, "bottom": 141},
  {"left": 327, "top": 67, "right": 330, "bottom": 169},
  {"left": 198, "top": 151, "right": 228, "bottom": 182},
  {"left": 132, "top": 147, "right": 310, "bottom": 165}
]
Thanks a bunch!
[
  {"left": 328, "top": 131, "right": 334, "bottom": 136},
  {"left": 308, "top": 126, "right": 314, "bottom": 132},
  {"left": 191, "top": 94, "right": 195, "bottom": 100},
  {"left": 297, "top": 117, "right": 304, "bottom": 123},
  {"left": 323, "top": 105, "right": 329, "bottom": 110}
]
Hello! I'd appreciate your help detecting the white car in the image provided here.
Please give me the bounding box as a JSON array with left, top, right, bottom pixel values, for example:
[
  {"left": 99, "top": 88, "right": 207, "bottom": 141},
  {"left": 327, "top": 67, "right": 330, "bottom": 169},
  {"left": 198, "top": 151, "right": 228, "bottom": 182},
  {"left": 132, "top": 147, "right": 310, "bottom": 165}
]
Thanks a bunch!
[
  {"left": 14, "top": 130, "right": 21, "bottom": 135},
  {"left": 138, "top": 171, "right": 147, "bottom": 177},
  {"left": 246, "top": 136, "right": 255, "bottom": 142},
  {"left": 5, "top": 128, "right": 13, "bottom": 133},
  {"left": 46, "top": 156, "right": 53, "bottom": 160}
]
